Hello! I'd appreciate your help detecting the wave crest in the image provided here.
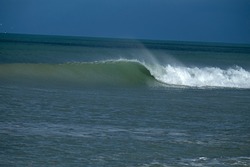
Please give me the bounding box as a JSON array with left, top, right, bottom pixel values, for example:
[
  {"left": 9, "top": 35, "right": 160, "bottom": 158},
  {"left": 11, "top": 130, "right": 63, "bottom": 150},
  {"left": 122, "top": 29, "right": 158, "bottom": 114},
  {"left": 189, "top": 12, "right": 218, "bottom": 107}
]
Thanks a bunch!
[{"left": 0, "top": 60, "right": 154, "bottom": 87}]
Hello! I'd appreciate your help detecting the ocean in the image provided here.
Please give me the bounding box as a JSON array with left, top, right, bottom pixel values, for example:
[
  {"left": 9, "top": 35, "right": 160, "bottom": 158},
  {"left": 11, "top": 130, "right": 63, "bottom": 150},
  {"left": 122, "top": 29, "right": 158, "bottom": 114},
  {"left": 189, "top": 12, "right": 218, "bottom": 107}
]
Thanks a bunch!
[{"left": 0, "top": 33, "right": 250, "bottom": 167}]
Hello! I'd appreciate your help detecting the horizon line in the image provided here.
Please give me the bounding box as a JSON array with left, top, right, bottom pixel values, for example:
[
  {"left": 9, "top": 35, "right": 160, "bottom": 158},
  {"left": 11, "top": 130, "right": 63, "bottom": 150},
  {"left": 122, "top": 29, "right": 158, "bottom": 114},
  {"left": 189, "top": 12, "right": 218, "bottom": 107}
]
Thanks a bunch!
[{"left": 1, "top": 32, "right": 250, "bottom": 47}]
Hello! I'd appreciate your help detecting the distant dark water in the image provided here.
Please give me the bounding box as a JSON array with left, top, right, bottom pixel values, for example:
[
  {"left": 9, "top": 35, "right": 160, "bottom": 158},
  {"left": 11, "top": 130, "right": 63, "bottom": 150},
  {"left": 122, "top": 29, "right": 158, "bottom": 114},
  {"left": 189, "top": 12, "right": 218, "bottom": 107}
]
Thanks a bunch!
[{"left": 1, "top": 33, "right": 250, "bottom": 166}]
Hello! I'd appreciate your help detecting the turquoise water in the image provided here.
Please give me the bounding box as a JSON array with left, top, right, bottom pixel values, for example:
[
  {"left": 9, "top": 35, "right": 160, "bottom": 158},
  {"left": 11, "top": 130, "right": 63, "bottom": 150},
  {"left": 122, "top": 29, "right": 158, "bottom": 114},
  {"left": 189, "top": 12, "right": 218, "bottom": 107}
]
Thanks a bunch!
[{"left": 1, "top": 33, "right": 250, "bottom": 166}]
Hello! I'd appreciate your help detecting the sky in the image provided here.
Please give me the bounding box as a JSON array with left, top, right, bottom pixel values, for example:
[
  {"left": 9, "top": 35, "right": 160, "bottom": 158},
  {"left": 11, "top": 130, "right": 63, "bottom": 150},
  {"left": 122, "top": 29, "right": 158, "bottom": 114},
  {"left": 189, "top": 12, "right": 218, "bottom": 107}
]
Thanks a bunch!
[{"left": 0, "top": 0, "right": 250, "bottom": 44}]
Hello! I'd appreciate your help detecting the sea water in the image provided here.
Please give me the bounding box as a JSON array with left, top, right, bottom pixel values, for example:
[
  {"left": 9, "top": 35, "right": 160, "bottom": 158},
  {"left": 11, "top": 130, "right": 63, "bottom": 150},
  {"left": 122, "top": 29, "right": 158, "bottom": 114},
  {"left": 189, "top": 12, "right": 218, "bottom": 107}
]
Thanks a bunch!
[{"left": 0, "top": 33, "right": 250, "bottom": 166}]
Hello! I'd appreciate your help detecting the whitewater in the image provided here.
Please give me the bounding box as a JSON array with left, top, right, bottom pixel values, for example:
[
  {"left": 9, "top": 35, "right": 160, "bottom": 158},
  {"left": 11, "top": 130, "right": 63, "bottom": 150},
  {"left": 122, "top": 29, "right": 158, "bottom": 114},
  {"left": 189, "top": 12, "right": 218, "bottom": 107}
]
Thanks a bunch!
[
  {"left": 103, "top": 58, "right": 250, "bottom": 88},
  {"left": 144, "top": 61, "right": 250, "bottom": 88}
]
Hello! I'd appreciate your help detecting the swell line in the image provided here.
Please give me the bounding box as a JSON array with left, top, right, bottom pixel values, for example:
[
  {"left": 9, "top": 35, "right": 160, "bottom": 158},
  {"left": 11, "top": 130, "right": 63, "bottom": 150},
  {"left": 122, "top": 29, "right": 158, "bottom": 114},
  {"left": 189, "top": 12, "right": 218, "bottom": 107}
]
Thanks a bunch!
[{"left": 0, "top": 60, "right": 156, "bottom": 87}]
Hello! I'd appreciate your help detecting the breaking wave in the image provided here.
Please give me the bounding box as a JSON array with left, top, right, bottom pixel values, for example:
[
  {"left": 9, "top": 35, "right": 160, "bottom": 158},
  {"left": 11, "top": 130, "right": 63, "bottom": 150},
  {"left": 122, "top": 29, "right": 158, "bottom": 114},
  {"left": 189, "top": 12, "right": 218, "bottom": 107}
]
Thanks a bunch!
[{"left": 0, "top": 59, "right": 250, "bottom": 88}]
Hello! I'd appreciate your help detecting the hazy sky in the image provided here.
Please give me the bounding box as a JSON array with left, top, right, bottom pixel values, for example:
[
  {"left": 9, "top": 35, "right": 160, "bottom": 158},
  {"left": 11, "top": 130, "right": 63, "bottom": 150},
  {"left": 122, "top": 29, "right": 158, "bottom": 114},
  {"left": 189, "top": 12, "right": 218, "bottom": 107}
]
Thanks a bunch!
[{"left": 0, "top": 0, "right": 250, "bottom": 43}]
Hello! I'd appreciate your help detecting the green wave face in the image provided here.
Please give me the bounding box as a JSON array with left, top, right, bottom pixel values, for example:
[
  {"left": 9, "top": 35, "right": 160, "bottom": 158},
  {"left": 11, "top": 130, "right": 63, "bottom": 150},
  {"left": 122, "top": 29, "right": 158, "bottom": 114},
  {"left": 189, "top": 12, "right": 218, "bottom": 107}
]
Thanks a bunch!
[{"left": 0, "top": 60, "right": 157, "bottom": 88}]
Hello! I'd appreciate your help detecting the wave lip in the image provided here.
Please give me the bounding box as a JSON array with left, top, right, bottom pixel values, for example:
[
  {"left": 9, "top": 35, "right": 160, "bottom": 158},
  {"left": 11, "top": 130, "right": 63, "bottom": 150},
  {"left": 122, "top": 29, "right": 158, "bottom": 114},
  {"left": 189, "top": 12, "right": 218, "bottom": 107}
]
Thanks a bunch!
[{"left": 149, "top": 64, "right": 250, "bottom": 88}]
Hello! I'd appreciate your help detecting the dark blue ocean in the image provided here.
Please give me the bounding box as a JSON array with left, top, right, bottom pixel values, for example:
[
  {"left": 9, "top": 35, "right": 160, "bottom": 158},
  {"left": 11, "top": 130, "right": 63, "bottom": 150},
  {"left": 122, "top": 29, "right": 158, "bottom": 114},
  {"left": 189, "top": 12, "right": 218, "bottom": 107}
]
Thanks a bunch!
[{"left": 1, "top": 33, "right": 250, "bottom": 166}]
